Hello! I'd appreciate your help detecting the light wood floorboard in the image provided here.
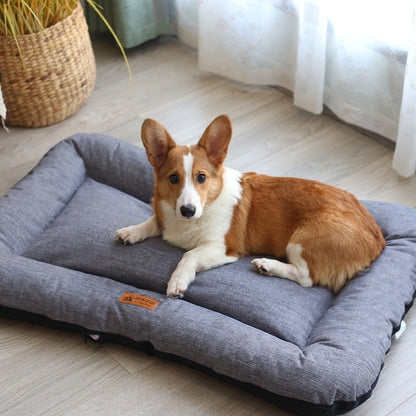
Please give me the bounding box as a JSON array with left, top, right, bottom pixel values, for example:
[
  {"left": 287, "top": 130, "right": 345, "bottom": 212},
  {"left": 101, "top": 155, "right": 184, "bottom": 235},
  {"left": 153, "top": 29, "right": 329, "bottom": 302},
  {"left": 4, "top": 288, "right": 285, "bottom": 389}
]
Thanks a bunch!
[{"left": 0, "top": 36, "right": 415, "bottom": 416}]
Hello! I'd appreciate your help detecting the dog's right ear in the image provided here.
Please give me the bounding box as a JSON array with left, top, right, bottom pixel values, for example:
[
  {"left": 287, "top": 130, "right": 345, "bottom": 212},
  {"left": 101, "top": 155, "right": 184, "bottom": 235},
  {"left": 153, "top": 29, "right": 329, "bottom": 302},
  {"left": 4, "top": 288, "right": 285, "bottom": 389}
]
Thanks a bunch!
[{"left": 141, "top": 119, "right": 176, "bottom": 169}]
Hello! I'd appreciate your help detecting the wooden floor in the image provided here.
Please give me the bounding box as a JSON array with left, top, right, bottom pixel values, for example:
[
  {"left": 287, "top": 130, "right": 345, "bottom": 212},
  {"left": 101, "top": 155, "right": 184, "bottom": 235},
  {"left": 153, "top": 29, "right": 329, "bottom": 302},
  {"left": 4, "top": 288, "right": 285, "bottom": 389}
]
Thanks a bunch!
[{"left": 1, "top": 36, "right": 415, "bottom": 416}]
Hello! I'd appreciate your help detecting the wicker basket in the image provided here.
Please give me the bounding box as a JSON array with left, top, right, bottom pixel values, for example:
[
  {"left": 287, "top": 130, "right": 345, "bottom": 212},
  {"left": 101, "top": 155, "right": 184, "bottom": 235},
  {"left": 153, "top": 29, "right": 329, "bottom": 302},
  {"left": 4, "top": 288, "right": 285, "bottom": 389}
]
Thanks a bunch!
[{"left": 0, "top": 2, "right": 96, "bottom": 128}]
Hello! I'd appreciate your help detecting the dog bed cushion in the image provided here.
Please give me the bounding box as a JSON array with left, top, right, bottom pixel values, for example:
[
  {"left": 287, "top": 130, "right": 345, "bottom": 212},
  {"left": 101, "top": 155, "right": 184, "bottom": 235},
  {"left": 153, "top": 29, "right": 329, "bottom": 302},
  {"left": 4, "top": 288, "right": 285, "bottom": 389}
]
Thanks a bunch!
[{"left": 0, "top": 134, "right": 415, "bottom": 416}]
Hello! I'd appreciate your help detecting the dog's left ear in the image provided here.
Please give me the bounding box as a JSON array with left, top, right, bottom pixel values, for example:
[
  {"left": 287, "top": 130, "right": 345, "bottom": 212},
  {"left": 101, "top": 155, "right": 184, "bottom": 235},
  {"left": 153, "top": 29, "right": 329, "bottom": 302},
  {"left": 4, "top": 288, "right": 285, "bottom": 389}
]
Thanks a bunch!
[
  {"left": 141, "top": 119, "right": 176, "bottom": 170},
  {"left": 198, "top": 115, "right": 232, "bottom": 167}
]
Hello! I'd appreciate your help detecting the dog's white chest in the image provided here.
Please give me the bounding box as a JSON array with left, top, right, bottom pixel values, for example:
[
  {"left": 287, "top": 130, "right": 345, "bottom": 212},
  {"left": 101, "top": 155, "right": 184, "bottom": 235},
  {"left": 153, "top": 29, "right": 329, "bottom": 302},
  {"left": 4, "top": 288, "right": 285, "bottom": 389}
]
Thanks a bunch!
[
  {"left": 160, "top": 209, "right": 215, "bottom": 250},
  {"left": 160, "top": 167, "right": 242, "bottom": 250}
]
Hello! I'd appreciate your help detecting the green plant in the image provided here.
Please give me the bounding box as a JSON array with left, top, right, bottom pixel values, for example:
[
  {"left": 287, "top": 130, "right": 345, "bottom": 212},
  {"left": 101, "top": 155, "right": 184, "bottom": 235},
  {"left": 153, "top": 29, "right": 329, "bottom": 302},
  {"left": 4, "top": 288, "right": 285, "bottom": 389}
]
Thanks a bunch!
[{"left": 0, "top": 0, "right": 131, "bottom": 81}]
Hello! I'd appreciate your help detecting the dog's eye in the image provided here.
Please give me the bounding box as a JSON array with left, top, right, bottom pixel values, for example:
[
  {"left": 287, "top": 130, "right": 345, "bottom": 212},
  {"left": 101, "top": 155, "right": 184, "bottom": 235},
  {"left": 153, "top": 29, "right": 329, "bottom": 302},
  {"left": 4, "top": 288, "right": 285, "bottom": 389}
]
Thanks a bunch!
[
  {"left": 196, "top": 174, "right": 206, "bottom": 184},
  {"left": 169, "top": 174, "right": 180, "bottom": 184}
]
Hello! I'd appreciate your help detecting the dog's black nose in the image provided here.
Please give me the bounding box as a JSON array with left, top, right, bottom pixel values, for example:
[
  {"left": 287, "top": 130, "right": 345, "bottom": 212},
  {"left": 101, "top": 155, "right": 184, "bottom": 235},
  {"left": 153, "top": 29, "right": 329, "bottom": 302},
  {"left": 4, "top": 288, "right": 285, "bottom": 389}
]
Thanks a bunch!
[{"left": 180, "top": 205, "right": 196, "bottom": 218}]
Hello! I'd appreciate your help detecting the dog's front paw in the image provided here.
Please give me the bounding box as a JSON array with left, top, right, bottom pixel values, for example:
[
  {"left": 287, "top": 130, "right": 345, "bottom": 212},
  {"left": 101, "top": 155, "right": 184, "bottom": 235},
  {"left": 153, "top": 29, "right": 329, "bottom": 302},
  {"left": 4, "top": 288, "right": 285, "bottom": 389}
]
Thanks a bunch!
[
  {"left": 251, "top": 258, "right": 273, "bottom": 276},
  {"left": 166, "top": 276, "right": 189, "bottom": 298},
  {"left": 115, "top": 225, "right": 145, "bottom": 245},
  {"left": 166, "top": 265, "right": 195, "bottom": 298}
]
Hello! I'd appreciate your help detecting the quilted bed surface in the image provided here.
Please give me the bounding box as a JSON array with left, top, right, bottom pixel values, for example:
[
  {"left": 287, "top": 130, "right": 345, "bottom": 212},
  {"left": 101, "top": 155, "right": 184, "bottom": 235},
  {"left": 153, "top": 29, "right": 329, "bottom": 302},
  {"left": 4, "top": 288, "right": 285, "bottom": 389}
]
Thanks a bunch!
[{"left": 1, "top": 134, "right": 415, "bottom": 415}]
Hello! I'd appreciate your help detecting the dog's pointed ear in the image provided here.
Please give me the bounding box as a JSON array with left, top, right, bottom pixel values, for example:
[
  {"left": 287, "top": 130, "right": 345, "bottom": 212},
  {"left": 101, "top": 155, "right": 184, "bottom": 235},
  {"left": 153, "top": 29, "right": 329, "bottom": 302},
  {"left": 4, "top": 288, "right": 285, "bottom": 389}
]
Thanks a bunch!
[
  {"left": 141, "top": 119, "right": 176, "bottom": 169},
  {"left": 198, "top": 115, "right": 232, "bottom": 167}
]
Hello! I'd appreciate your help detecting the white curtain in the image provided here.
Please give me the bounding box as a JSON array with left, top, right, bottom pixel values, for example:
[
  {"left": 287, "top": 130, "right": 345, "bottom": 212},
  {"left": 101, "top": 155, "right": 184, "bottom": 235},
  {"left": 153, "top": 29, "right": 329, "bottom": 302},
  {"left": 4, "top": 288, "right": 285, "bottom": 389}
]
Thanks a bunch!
[
  {"left": 175, "top": 0, "right": 416, "bottom": 177},
  {"left": 392, "top": 5, "right": 416, "bottom": 177}
]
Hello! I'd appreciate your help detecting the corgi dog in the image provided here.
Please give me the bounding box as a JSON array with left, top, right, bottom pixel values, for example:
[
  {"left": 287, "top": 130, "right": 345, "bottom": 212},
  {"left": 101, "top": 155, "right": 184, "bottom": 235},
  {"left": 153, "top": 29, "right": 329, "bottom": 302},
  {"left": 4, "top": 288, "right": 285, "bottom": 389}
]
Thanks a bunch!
[{"left": 116, "top": 115, "right": 385, "bottom": 297}]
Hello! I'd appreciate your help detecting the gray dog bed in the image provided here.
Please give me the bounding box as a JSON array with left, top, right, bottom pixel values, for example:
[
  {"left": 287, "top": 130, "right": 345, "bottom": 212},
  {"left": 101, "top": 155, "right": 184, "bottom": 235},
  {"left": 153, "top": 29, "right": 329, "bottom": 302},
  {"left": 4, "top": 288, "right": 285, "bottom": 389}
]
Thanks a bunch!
[{"left": 1, "top": 134, "right": 415, "bottom": 416}]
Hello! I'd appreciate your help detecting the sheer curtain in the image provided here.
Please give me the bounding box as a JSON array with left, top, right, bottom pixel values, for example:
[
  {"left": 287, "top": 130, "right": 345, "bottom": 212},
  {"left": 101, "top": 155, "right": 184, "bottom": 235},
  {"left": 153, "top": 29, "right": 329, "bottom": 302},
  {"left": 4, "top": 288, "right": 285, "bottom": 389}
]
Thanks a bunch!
[
  {"left": 193, "top": 0, "right": 416, "bottom": 177},
  {"left": 392, "top": 8, "right": 416, "bottom": 177}
]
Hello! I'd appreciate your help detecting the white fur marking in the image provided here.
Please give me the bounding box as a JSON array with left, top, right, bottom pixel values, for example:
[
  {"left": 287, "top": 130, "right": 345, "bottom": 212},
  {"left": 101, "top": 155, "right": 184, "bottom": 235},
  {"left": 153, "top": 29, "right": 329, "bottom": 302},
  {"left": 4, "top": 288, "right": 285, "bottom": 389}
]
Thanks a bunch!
[
  {"left": 286, "top": 243, "right": 312, "bottom": 287},
  {"left": 176, "top": 151, "right": 203, "bottom": 219}
]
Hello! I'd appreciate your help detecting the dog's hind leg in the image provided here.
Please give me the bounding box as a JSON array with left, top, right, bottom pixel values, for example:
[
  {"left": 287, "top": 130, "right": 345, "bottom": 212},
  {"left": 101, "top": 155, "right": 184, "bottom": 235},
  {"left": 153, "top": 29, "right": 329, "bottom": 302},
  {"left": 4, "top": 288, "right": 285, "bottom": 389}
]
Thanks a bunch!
[{"left": 252, "top": 243, "right": 313, "bottom": 288}]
